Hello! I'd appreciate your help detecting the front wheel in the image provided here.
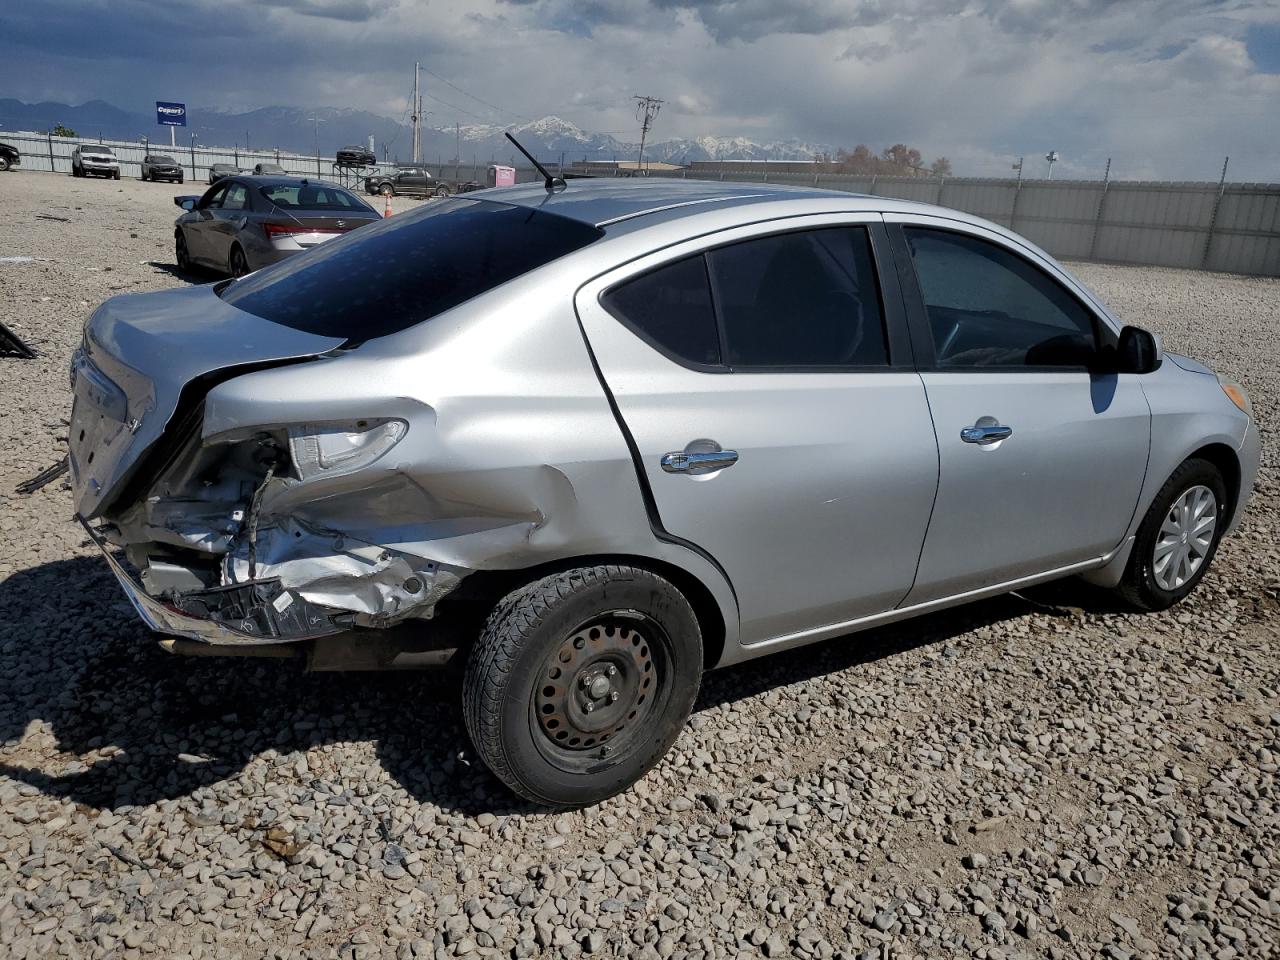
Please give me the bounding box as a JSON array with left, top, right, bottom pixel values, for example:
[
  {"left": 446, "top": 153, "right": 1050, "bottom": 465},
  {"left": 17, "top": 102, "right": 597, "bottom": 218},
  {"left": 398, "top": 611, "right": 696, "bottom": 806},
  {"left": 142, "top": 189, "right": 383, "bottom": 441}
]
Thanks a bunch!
[
  {"left": 113, "top": 170, "right": 120, "bottom": 180},
  {"left": 433, "top": 184, "right": 451, "bottom": 198},
  {"left": 463, "top": 565, "right": 703, "bottom": 808},
  {"left": 379, "top": 184, "right": 394, "bottom": 197},
  {"left": 1115, "top": 458, "right": 1227, "bottom": 611}
]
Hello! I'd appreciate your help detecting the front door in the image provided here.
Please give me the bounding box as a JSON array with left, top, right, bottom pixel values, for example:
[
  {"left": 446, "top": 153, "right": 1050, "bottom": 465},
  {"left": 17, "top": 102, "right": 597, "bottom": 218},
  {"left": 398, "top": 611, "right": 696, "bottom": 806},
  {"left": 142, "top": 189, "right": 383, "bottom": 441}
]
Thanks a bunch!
[
  {"left": 890, "top": 219, "right": 1150, "bottom": 604},
  {"left": 576, "top": 217, "right": 940, "bottom": 645}
]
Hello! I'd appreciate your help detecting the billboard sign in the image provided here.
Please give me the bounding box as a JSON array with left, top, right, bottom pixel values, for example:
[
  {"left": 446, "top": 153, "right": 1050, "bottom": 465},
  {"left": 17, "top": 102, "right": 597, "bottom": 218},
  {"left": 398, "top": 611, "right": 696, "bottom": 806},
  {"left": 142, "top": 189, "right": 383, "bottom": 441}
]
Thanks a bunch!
[{"left": 156, "top": 102, "right": 187, "bottom": 127}]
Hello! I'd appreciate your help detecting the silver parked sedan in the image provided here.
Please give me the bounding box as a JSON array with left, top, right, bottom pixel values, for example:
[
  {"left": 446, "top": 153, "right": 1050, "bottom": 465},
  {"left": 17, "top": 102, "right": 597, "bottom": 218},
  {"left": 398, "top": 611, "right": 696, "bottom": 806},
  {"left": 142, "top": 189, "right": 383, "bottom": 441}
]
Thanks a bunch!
[
  {"left": 173, "top": 175, "right": 381, "bottom": 276},
  {"left": 68, "top": 180, "right": 1259, "bottom": 806}
]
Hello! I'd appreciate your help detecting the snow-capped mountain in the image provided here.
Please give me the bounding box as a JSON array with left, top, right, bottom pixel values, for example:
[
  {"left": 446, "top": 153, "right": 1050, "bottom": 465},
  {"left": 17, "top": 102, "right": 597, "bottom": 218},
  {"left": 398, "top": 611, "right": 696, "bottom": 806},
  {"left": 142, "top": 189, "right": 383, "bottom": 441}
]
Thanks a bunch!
[{"left": 0, "top": 98, "right": 834, "bottom": 164}]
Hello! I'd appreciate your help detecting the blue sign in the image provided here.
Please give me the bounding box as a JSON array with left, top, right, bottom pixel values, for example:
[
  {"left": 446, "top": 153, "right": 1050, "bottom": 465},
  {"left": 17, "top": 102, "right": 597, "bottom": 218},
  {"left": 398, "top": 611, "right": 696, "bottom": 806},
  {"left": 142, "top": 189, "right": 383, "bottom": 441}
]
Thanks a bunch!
[{"left": 156, "top": 101, "right": 187, "bottom": 127}]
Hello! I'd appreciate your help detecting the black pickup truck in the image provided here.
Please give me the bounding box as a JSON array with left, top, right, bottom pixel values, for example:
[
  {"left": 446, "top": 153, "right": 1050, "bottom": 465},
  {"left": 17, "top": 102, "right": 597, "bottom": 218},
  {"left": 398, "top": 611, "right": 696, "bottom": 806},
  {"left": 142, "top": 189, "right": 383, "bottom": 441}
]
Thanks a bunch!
[{"left": 363, "top": 164, "right": 453, "bottom": 198}]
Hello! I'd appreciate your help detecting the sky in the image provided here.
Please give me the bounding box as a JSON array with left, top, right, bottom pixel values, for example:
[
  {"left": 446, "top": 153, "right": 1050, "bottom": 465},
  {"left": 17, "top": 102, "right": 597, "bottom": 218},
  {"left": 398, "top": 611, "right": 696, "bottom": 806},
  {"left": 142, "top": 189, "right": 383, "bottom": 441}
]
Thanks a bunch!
[{"left": 2, "top": 0, "right": 1279, "bottom": 179}]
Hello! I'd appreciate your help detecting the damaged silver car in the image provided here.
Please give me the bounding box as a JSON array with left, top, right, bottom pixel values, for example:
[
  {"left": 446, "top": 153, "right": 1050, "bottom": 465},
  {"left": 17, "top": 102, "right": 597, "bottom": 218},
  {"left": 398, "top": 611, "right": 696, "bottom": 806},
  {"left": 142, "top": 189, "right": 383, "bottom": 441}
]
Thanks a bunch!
[{"left": 70, "top": 176, "right": 1260, "bottom": 806}]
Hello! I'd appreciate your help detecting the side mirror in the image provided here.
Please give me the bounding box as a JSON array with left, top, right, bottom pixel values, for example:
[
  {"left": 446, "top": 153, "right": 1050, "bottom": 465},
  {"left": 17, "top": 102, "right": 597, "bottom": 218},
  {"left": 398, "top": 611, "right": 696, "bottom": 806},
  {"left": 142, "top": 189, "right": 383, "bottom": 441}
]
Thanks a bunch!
[
  {"left": 173, "top": 196, "right": 198, "bottom": 211},
  {"left": 1117, "top": 325, "right": 1162, "bottom": 374}
]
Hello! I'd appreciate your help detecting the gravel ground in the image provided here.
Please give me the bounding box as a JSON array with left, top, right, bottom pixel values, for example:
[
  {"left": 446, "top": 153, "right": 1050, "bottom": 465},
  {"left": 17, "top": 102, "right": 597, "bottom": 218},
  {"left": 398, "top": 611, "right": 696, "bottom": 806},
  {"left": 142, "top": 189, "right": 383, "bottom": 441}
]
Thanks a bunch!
[{"left": 1, "top": 169, "right": 1277, "bottom": 960}]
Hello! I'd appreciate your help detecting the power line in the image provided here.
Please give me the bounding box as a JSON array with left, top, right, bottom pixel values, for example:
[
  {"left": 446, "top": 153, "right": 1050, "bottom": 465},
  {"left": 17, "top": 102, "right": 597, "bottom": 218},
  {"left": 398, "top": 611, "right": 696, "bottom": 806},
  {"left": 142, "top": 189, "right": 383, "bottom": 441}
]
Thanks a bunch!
[{"left": 420, "top": 67, "right": 528, "bottom": 123}]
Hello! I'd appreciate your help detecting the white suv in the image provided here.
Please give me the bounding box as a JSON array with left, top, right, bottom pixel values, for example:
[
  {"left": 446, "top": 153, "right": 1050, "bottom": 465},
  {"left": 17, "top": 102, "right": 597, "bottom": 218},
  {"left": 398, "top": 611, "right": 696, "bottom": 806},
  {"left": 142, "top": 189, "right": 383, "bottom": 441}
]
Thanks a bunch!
[{"left": 71, "top": 145, "right": 120, "bottom": 180}]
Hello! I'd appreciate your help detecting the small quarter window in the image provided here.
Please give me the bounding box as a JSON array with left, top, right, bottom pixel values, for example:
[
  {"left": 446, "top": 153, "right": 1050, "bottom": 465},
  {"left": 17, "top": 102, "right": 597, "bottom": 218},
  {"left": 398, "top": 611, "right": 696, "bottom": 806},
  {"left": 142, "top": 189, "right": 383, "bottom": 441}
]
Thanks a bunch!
[
  {"left": 603, "top": 256, "right": 721, "bottom": 367},
  {"left": 904, "top": 228, "right": 1099, "bottom": 368}
]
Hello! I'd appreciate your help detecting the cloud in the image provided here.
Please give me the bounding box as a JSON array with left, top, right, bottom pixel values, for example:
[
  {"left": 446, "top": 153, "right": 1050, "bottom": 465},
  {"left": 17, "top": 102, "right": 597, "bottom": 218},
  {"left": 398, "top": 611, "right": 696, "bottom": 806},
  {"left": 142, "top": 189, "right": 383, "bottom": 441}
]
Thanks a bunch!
[{"left": 1, "top": 0, "right": 1278, "bottom": 178}]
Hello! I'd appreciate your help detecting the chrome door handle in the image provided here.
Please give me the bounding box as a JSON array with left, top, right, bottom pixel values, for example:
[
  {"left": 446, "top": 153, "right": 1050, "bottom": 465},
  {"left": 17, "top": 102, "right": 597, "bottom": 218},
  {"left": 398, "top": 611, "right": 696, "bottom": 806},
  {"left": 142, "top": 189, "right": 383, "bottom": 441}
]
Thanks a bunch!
[
  {"left": 960, "top": 423, "right": 1013, "bottom": 445},
  {"left": 660, "top": 449, "right": 739, "bottom": 474}
]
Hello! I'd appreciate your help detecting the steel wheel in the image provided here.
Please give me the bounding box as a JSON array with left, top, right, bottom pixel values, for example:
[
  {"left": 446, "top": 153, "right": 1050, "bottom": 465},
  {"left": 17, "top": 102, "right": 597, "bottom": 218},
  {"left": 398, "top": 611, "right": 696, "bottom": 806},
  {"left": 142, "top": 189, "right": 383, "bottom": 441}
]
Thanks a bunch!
[
  {"left": 533, "top": 615, "right": 664, "bottom": 769},
  {"left": 1152, "top": 484, "right": 1217, "bottom": 591}
]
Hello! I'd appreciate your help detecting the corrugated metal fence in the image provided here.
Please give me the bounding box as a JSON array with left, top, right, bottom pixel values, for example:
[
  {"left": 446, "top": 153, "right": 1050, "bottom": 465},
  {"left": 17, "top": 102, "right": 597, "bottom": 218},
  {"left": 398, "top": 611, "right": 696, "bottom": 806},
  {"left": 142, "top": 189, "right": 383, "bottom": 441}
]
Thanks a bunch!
[
  {"left": 4, "top": 130, "right": 1278, "bottom": 276},
  {"left": 645, "top": 169, "right": 1280, "bottom": 277}
]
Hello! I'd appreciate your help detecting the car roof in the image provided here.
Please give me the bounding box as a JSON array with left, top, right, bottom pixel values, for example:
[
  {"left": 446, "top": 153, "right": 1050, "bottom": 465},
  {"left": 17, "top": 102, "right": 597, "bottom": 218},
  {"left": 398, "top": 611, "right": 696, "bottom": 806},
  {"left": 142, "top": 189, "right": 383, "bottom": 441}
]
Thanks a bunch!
[
  {"left": 479, "top": 177, "right": 973, "bottom": 228},
  {"left": 228, "top": 175, "right": 349, "bottom": 188}
]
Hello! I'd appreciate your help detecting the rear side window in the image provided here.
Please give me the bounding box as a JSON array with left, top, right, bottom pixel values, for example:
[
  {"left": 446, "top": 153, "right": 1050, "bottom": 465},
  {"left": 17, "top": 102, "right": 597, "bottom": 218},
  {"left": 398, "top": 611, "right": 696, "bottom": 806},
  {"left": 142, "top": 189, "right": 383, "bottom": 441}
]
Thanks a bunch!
[
  {"left": 904, "top": 228, "right": 1099, "bottom": 368},
  {"left": 602, "top": 256, "right": 720, "bottom": 366},
  {"left": 602, "top": 226, "right": 889, "bottom": 370},
  {"left": 260, "top": 184, "right": 366, "bottom": 210},
  {"left": 708, "top": 227, "right": 887, "bottom": 367},
  {"left": 221, "top": 199, "right": 602, "bottom": 341}
]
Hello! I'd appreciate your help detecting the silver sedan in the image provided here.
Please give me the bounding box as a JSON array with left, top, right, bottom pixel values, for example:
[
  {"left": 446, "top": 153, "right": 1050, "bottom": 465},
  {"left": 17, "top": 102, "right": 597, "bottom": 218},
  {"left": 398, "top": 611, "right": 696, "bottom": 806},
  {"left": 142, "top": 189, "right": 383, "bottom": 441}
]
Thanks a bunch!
[
  {"left": 68, "top": 179, "right": 1259, "bottom": 806},
  {"left": 173, "top": 175, "right": 380, "bottom": 276}
]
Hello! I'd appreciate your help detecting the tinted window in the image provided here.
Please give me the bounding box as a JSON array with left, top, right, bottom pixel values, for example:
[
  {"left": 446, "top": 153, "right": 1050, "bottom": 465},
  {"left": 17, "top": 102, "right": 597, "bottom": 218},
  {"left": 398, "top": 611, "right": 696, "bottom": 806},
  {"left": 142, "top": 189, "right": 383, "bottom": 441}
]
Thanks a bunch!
[
  {"left": 221, "top": 199, "right": 602, "bottom": 341},
  {"left": 150, "top": 155, "right": 177, "bottom": 164},
  {"left": 603, "top": 256, "right": 720, "bottom": 366},
  {"left": 707, "top": 228, "right": 888, "bottom": 367},
  {"left": 260, "top": 183, "right": 366, "bottom": 210},
  {"left": 199, "top": 183, "right": 229, "bottom": 209},
  {"left": 905, "top": 228, "right": 1098, "bottom": 368}
]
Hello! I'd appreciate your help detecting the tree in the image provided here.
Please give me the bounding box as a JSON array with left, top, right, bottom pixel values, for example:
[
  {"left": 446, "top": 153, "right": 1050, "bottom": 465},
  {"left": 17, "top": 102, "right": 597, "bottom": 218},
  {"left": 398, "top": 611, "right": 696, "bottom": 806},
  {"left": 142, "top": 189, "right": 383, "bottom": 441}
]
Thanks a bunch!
[
  {"left": 49, "top": 124, "right": 77, "bottom": 138},
  {"left": 880, "top": 143, "right": 923, "bottom": 172},
  {"left": 930, "top": 156, "right": 953, "bottom": 177}
]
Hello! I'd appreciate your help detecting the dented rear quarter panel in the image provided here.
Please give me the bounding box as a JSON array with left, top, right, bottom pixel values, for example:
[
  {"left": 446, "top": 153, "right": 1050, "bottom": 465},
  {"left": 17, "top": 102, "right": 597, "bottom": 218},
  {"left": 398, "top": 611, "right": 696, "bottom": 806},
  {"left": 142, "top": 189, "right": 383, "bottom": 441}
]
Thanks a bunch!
[{"left": 200, "top": 250, "right": 744, "bottom": 658}]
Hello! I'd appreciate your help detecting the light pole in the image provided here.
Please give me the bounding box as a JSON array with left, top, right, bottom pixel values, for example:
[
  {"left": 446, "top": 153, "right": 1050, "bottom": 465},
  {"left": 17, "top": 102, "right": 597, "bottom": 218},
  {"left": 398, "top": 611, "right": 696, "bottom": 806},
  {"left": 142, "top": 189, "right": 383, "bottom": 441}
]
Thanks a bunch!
[
  {"left": 1045, "top": 150, "right": 1059, "bottom": 180},
  {"left": 1011, "top": 156, "right": 1023, "bottom": 184},
  {"left": 189, "top": 133, "right": 198, "bottom": 180},
  {"left": 306, "top": 115, "right": 326, "bottom": 176}
]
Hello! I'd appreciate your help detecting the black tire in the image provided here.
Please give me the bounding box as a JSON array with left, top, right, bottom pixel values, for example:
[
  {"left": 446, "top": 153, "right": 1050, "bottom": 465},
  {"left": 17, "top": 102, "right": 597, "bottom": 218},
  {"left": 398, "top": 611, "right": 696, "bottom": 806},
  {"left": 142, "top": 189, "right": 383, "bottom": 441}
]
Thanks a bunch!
[
  {"left": 0, "top": 157, "right": 10, "bottom": 172},
  {"left": 228, "top": 245, "right": 249, "bottom": 278},
  {"left": 433, "top": 184, "right": 451, "bottom": 198},
  {"left": 71, "top": 164, "right": 80, "bottom": 177},
  {"left": 1115, "top": 458, "right": 1228, "bottom": 612},
  {"left": 175, "top": 231, "right": 191, "bottom": 273},
  {"left": 113, "top": 170, "right": 121, "bottom": 180},
  {"left": 463, "top": 565, "right": 703, "bottom": 808},
  {"left": 178, "top": 176, "right": 184, "bottom": 183},
  {"left": 379, "top": 183, "right": 394, "bottom": 197}
]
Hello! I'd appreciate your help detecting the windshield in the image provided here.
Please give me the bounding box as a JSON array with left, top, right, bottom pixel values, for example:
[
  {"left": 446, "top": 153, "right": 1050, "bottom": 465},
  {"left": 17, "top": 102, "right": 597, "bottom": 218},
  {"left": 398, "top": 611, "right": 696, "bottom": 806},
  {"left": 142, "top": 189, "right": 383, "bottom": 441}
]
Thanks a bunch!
[
  {"left": 86, "top": 146, "right": 115, "bottom": 155},
  {"left": 150, "top": 155, "right": 176, "bottom": 164},
  {"left": 220, "top": 198, "right": 603, "bottom": 341},
  {"left": 259, "top": 184, "right": 368, "bottom": 211}
]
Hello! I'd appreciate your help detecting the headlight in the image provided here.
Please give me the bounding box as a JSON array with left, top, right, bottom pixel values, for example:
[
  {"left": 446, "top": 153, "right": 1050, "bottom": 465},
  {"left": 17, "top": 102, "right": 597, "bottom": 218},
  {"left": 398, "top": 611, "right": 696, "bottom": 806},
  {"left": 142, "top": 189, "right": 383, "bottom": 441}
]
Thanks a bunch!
[
  {"left": 287, "top": 419, "right": 407, "bottom": 480},
  {"left": 1218, "top": 375, "right": 1253, "bottom": 418}
]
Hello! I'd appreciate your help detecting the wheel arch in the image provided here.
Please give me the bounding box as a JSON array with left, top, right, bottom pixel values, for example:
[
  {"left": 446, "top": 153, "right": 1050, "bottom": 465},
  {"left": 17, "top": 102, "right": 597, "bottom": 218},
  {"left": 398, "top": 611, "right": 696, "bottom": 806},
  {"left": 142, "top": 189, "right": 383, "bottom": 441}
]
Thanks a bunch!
[
  {"left": 1188, "top": 441, "right": 1241, "bottom": 528},
  {"left": 446, "top": 552, "right": 729, "bottom": 672}
]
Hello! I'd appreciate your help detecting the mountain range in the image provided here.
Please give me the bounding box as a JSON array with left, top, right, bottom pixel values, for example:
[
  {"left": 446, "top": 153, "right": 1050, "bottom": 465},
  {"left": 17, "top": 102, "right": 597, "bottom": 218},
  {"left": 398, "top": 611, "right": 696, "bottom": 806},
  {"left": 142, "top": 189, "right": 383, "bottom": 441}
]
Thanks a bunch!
[{"left": 0, "top": 99, "right": 834, "bottom": 165}]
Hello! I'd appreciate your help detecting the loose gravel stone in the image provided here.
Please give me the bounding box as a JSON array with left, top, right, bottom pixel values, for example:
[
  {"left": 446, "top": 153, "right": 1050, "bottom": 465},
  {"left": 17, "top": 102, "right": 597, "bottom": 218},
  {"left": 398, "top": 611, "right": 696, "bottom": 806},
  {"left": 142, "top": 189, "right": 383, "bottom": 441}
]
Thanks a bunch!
[{"left": 1, "top": 171, "right": 1278, "bottom": 960}]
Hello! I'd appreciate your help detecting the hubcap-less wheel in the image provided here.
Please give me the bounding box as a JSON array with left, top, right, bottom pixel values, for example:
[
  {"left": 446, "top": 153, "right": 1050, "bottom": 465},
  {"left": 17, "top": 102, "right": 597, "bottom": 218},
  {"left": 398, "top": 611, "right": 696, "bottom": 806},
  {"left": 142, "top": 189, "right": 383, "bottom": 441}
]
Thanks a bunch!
[
  {"left": 535, "top": 616, "right": 660, "bottom": 762},
  {"left": 1153, "top": 484, "right": 1217, "bottom": 591}
]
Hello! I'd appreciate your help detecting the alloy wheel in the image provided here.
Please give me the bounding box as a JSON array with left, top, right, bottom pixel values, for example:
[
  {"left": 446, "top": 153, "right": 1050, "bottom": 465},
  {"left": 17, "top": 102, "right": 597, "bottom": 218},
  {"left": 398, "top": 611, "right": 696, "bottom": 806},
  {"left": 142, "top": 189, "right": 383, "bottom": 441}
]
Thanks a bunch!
[{"left": 1153, "top": 484, "right": 1217, "bottom": 591}]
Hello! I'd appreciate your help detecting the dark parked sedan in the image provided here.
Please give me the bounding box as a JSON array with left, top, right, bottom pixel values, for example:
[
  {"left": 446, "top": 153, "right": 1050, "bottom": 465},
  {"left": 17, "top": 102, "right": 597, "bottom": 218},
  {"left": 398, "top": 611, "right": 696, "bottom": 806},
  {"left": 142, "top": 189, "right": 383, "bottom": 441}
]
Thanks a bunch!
[
  {"left": 173, "top": 176, "right": 380, "bottom": 276},
  {"left": 141, "top": 154, "right": 183, "bottom": 183},
  {"left": 208, "top": 163, "right": 240, "bottom": 185}
]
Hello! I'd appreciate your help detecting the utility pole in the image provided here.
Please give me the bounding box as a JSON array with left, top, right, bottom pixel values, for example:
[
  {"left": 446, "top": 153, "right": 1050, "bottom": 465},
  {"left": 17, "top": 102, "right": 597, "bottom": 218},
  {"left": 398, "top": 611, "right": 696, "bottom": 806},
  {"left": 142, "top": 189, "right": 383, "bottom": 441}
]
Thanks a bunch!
[
  {"left": 633, "top": 95, "right": 663, "bottom": 174},
  {"left": 455, "top": 121, "right": 460, "bottom": 180},
  {"left": 307, "top": 115, "right": 326, "bottom": 176},
  {"left": 412, "top": 62, "right": 422, "bottom": 164}
]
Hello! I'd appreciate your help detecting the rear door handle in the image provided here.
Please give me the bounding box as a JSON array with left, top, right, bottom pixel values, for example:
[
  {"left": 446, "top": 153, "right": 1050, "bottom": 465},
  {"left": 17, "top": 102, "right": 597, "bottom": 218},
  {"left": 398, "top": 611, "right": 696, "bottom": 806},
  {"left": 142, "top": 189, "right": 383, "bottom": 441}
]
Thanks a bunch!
[
  {"left": 960, "top": 423, "right": 1013, "bottom": 445},
  {"left": 660, "top": 449, "right": 739, "bottom": 474}
]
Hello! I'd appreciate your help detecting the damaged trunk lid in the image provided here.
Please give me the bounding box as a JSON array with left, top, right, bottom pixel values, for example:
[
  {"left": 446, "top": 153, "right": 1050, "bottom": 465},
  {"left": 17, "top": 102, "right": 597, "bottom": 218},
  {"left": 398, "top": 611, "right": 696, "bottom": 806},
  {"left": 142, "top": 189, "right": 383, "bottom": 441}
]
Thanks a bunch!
[{"left": 70, "top": 283, "right": 346, "bottom": 518}]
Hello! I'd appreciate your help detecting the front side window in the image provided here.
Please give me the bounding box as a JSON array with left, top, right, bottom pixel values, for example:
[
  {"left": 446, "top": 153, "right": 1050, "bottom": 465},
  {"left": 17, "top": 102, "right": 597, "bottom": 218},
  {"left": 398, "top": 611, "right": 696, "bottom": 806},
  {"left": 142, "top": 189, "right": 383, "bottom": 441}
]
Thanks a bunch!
[
  {"left": 200, "top": 183, "right": 229, "bottom": 209},
  {"left": 707, "top": 227, "right": 888, "bottom": 367},
  {"left": 221, "top": 198, "right": 602, "bottom": 341},
  {"left": 904, "top": 228, "right": 1099, "bottom": 368}
]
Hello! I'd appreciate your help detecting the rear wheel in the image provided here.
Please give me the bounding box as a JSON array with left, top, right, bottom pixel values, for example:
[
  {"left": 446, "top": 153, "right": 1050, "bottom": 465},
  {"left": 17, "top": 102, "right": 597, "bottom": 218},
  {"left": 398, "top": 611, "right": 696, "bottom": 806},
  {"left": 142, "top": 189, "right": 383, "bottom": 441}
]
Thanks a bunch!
[
  {"left": 1115, "top": 458, "right": 1227, "bottom": 611},
  {"left": 175, "top": 231, "right": 191, "bottom": 272},
  {"left": 433, "top": 184, "right": 451, "bottom": 198},
  {"left": 228, "top": 244, "right": 249, "bottom": 278},
  {"left": 463, "top": 565, "right": 703, "bottom": 808}
]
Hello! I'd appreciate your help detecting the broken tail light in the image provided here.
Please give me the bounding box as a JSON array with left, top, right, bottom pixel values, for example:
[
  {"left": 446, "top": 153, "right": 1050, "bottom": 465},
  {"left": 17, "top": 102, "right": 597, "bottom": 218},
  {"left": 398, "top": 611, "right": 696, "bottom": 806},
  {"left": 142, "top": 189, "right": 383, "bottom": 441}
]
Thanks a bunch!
[{"left": 287, "top": 419, "right": 407, "bottom": 480}]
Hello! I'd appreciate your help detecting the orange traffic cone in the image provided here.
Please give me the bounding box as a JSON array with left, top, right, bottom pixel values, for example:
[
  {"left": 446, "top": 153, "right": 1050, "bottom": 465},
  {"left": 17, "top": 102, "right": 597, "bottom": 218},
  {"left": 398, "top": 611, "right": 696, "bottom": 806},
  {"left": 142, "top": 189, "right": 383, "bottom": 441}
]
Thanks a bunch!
[{"left": 383, "top": 194, "right": 392, "bottom": 218}]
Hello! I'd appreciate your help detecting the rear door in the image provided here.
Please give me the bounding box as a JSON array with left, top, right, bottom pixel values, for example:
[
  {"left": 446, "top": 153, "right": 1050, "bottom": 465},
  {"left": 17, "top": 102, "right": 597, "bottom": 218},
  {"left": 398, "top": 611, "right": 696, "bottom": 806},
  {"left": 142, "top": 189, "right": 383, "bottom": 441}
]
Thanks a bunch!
[
  {"left": 576, "top": 215, "right": 939, "bottom": 646},
  {"left": 888, "top": 216, "right": 1150, "bottom": 603}
]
